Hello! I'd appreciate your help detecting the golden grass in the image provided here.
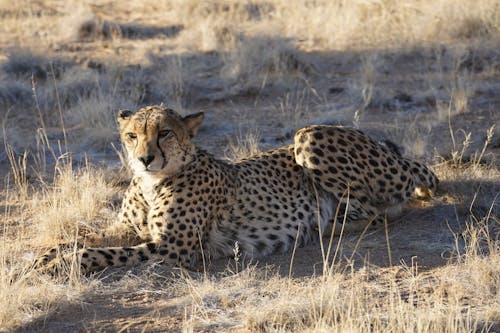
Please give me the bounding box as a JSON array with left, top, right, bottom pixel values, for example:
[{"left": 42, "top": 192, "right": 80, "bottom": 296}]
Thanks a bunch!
[
  {"left": 31, "top": 162, "right": 117, "bottom": 247},
  {"left": 0, "top": 165, "right": 105, "bottom": 330}
]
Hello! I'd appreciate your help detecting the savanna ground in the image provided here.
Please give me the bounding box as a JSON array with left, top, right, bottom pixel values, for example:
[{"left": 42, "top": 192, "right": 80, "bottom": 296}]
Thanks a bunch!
[{"left": 0, "top": 0, "right": 499, "bottom": 332}]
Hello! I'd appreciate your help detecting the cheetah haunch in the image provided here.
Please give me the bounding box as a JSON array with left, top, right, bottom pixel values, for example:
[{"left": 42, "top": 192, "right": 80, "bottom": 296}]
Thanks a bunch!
[{"left": 37, "top": 105, "right": 438, "bottom": 273}]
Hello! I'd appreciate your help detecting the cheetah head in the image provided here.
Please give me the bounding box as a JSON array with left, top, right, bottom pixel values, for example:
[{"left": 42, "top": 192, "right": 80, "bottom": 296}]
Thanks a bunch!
[{"left": 117, "top": 105, "right": 204, "bottom": 178}]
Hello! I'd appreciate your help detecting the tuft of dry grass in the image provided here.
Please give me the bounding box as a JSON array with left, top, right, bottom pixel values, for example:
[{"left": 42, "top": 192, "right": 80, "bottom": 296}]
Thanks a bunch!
[
  {"left": 30, "top": 161, "right": 117, "bottom": 247},
  {"left": 225, "top": 130, "right": 262, "bottom": 161}
]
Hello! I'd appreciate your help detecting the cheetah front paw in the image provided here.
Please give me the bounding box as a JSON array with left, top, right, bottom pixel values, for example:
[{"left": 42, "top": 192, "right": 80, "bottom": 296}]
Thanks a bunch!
[{"left": 34, "top": 252, "right": 90, "bottom": 276}]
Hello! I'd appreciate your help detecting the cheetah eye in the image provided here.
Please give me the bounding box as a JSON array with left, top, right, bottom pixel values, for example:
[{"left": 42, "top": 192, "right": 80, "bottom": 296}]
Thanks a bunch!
[
  {"left": 158, "top": 130, "right": 172, "bottom": 138},
  {"left": 127, "top": 133, "right": 137, "bottom": 140}
]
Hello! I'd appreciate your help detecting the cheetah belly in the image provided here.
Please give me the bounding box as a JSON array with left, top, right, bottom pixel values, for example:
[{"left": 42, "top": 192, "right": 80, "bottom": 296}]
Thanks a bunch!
[{"left": 204, "top": 147, "right": 338, "bottom": 259}]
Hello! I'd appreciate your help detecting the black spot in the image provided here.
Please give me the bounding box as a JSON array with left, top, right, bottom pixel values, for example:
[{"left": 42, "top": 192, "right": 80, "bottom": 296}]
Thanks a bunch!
[
  {"left": 337, "top": 156, "right": 348, "bottom": 164},
  {"left": 312, "top": 148, "right": 324, "bottom": 157},
  {"left": 327, "top": 145, "right": 338, "bottom": 153},
  {"left": 309, "top": 156, "right": 320, "bottom": 165},
  {"left": 313, "top": 132, "right": 324, "bottom": 140},
  {"left": 97, "top": 250, "right": 113, "bottom": 260},
  {"left": 255, "top": 241, "right": 267, "bottom": 252},
  {"left": 138, "top": 251, "right": 149, "bottom": 261},
  {"left": 146, "top": 242, "right": 157, "bottom": 254},
  {"left": 267, "top": 234, "right": 279, "bottom": 240},
  {"left": 118, "top": 256, "right": 128, "bottom": 263}
]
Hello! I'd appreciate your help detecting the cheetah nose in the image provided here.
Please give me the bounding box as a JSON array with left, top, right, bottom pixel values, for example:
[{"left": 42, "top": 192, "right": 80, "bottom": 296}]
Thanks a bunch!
[{"left": 139, "top": 155, "right": 155, "bottom": 167}]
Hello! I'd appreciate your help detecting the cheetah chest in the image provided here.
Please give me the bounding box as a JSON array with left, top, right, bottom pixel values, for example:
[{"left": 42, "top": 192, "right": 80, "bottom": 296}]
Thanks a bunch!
[{"left": 139, "top": 174, "right": 164, "bottom": 204}]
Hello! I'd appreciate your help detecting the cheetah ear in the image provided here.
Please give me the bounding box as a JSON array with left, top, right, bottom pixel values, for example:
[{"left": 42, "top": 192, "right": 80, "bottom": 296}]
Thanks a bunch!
[
  {"left": 183, "top": 112, "right": 204, "bottom": 138},
  {"left": 117, "top": 109, "right": 133, "bottom": 126}
]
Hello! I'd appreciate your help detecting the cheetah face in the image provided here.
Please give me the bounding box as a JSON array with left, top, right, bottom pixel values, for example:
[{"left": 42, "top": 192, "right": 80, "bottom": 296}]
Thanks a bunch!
[{"left": 117, "top": 106, "right": 204, "bottom": 179}]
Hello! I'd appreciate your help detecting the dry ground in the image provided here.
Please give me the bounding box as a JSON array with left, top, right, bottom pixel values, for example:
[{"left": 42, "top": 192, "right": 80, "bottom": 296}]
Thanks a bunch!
[{"left": 0, "top": 0, "right": 499, "bottom": 332}]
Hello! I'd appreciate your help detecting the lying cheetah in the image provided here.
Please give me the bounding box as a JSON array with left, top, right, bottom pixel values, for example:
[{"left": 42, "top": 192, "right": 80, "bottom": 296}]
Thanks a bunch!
[{"left": 37, "top": 105, "right": 438, "bottom": 273}]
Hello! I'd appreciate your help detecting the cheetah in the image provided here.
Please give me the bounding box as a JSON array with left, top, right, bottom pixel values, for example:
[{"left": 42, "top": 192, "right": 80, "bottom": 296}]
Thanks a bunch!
[{"left": 36, "top": 105, "right": 438, "bottom": 273}]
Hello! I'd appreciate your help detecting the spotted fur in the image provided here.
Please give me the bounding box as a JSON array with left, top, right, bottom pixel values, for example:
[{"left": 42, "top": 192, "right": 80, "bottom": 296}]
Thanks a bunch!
[{"left": 36, "top": 105, "right": 438, "bottom": 273}]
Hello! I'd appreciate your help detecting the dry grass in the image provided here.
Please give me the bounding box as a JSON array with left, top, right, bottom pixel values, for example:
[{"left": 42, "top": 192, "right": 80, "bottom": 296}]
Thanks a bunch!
[
  {"left": 0, "top": 162, "right": 106, "bottom": 330},
  {"left": 0, "top": 0, "right": 499, "bottom": 331},
  {"left": 179, "top": 198, "right": 499, "bottom": 333}
]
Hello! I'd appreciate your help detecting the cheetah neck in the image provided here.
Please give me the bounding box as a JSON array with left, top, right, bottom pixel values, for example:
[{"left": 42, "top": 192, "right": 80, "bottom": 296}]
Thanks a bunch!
[{"left": 139, "top": 173, "right": 165, "bottom": 204}]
